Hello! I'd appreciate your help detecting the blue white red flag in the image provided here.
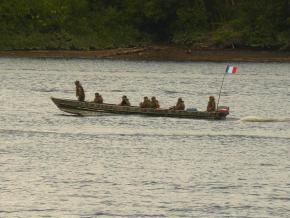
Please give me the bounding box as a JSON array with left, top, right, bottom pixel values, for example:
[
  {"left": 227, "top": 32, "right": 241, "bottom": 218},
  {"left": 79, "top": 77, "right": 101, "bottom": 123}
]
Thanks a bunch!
[{"left": 225, "top": 65, "right": 238, "bottom": 74}]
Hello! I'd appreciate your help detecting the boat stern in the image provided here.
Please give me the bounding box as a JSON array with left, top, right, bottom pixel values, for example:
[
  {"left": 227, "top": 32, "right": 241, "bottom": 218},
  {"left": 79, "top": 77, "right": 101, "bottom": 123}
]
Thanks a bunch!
[{"left": 217, "top": 106, "right": 230, "bottom": 118}]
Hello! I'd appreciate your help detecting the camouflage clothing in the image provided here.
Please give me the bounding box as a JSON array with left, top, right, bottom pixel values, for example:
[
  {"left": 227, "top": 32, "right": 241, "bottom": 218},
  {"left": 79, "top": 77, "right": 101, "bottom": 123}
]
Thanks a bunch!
[
  {"left": 175, "top": 99, "right": 185, "bottom": 110},
  {"left": 140, "top": 96, "right": 151, "bottom": 108},
  {"left": 75, "top": 81, "right": 85, "bottom": 101},
  {"left": 170, "top": 98, "right": 185, "bottom": 110},
  {"left": 151, "top": 97, "right": 160, "bottom": 109},
  {"left": 207, "top": 96, "right": 216, "bottom": 112},
  {"left": 119, "top": 96, "right": 131, "bottom": 106},
  {"left": 94, "top": 93, "right": 103, "bottom": 104}
]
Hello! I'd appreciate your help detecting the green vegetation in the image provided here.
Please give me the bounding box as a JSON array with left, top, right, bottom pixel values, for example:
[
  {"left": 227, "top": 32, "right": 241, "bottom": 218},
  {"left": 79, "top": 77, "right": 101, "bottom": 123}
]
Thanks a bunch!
[{"left": 0, "top": 0, "right": 289, "bottom": 50}]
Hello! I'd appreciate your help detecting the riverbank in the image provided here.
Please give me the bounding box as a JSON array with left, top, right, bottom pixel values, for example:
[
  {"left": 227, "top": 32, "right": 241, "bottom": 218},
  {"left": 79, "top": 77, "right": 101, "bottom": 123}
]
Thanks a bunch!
[{"left": 1, "top": 45, "right": 290, "bottom": 62}]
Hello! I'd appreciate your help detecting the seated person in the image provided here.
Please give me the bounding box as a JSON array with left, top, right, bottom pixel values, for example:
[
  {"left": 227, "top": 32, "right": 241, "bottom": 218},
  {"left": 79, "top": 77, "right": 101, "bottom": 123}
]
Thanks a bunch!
[
  {"left": 150, "top": 96, "right": 160, "bottom": 109},
  {"left": 207, "top": 96, "right": 216, "bottom": 112},
  {"left": 119, "top": 95, "right": 131, "bottom": 106},
  {"left": 139, "top": 96, "right": 151, "bottom": 108},
  {"left": 94, "top": 92, "right": 103, "bottom": 103},
  {"left": 170, "top": 97, "right": 185, "bottom": 110}
]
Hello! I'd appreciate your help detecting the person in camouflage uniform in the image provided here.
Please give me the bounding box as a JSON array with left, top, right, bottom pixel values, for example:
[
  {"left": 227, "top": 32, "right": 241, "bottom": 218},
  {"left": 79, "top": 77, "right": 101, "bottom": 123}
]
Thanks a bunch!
[
  {"left": 75, "top": 80, "right": 85, "bottom": 101},
  {"left": 94, "top": 92, "right": 103, "bottom": 103},
  {"left": 170, "top": 97, "right": 185, "bottom": 110},
  {"left": 119, "top": 95, "right": 131, "bottom": 106},
  {"left": 207, "top": 96, "right": 216, "bottom": 112},
  {"left": 150, "top": 96, "right": 160, "bottom": 109},
  {"left": 139, "top": 96, "right": 151, "bottom": 108}
]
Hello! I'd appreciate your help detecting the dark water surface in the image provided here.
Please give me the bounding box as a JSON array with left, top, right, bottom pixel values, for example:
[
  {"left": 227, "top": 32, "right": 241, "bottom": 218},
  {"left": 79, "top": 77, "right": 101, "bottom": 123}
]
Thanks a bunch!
[{"left": 0, "top": 58, "right": 289, "bottom": 217}]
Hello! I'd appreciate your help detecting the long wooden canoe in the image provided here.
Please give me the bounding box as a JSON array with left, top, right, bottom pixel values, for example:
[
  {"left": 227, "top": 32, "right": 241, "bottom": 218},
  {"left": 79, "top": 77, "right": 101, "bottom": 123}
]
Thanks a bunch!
[{"left": 51, "top": 97, "right": 229, "bottom": 120}]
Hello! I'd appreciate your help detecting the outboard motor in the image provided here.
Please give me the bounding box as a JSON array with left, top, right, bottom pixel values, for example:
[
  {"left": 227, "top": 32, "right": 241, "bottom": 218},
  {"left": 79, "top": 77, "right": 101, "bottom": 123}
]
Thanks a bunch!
[{"left": 217, "top": 106, "right": 229, "bottom": 115}]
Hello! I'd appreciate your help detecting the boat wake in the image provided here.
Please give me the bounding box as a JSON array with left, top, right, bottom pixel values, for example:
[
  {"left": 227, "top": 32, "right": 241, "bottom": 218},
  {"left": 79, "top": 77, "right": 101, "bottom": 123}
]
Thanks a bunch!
[
  {"left": 1, "top": 126, "right": 289, "bottom": 140},
  {"left": 240, "top": 116, "right": 290, "bottom": 123}
]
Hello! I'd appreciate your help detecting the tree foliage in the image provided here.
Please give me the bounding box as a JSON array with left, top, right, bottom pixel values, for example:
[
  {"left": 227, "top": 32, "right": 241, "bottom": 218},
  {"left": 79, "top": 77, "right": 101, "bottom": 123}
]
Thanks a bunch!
[{"left": 0, "top": 0, "right": 289, "bottom": 50}]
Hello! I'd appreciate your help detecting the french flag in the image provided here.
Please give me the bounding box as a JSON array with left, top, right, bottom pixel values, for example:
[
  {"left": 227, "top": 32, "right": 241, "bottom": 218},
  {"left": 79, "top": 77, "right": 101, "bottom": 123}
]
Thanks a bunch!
[{"left": 225, "top": 65, "right": 238, "bottom": 74}]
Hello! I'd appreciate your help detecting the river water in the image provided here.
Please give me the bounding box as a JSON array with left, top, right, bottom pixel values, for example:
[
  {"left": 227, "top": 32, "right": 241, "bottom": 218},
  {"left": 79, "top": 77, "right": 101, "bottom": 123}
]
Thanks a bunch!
[{"left": 0, "top": 57, "right": 289, "bottom": 217}]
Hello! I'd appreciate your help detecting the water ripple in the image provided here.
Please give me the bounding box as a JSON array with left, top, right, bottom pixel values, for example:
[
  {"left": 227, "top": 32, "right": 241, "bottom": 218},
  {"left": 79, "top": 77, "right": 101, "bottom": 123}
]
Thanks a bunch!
[{"left": 1, "top": 58, "right": 289, "bottom": 218}]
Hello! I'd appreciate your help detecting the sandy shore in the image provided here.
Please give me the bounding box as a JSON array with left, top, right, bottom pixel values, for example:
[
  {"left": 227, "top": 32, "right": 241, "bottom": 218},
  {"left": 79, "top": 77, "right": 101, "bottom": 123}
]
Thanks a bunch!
[{"left": 0, "top": 45, "right": 290, "bottom": 62}]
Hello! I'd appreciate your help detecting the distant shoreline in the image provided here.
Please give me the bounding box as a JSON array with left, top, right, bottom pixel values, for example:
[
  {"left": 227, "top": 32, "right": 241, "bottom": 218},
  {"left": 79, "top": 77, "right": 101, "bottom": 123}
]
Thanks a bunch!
[{"left": 1, "top": 46, "right": 290, "bottom": 62}]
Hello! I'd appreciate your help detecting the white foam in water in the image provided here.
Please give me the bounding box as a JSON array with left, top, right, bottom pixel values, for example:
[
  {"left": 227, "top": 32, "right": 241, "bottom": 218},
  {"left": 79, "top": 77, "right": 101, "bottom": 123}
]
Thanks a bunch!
[{"left": 240, "top": 116, "right": 290, "bottom": 123}]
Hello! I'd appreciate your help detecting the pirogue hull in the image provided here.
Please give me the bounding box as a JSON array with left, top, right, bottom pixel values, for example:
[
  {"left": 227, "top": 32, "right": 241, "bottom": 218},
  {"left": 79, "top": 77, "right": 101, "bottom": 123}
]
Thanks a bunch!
[{"left": 51, "top": 97, "right": 229, "bottom": 120}]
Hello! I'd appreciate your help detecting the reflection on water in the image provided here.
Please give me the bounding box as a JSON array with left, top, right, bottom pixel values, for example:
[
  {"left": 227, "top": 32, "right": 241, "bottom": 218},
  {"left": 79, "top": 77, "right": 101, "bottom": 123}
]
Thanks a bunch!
[{"left": 0, "top": 58, "right": 289, "bottom": 217}]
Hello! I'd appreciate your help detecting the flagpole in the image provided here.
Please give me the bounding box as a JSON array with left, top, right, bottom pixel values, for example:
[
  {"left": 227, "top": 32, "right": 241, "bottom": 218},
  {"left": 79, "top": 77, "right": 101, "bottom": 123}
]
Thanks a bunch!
[
  {"left": 216, "top": 71, "right": 227, "bottom": 109},
  {"left": 216, "top": 65, "right": 237, "bottom": 109}
]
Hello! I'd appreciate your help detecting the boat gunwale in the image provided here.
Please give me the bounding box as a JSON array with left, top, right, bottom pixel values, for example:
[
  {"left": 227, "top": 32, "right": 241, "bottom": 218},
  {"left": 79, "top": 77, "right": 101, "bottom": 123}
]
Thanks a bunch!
[{"left": 51, "top": 97, "right": 228, "bottom": 120}]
